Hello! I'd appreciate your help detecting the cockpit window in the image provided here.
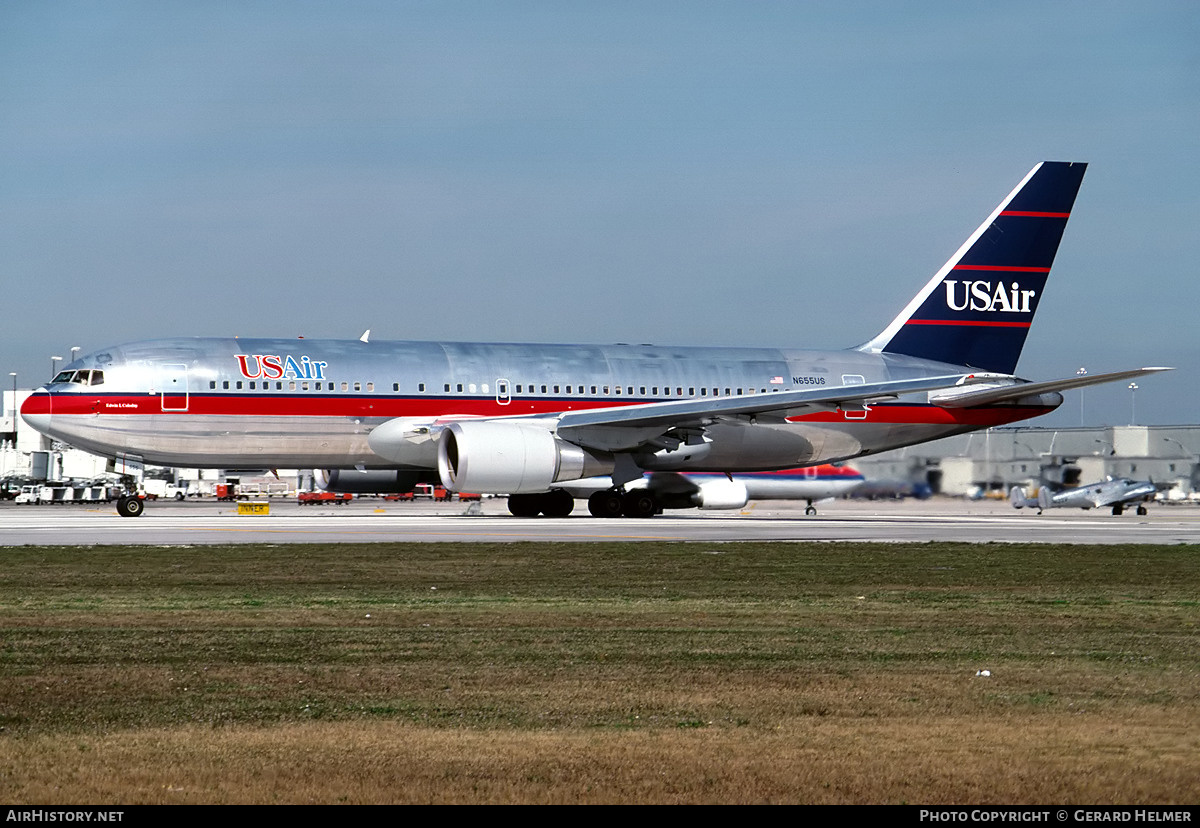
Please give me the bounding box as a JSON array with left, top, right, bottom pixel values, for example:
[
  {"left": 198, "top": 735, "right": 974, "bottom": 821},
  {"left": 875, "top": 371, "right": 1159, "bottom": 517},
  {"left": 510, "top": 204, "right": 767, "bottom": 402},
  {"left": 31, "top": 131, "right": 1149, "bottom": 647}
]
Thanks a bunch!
[{"left": 51, "top": 369, "right": 104, "bottom": 386}]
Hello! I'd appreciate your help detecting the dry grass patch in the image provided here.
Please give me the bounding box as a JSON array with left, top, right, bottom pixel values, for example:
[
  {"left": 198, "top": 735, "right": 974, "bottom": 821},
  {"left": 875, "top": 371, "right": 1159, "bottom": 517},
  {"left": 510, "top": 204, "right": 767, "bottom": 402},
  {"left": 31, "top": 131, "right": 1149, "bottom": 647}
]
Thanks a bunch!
[
  {"left": 1, "top": 541, "right": 1197, "bottom": 802},
  {"left": 3, "top": 713, "right": 1197, "bottom": 804}
]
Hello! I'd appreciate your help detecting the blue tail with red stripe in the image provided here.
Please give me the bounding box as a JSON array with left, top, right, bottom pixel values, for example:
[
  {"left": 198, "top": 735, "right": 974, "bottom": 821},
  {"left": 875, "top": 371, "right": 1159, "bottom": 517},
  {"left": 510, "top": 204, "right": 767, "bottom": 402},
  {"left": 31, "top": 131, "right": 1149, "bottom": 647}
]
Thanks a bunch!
[{"left": 860, "top": 161, "right": 1087, "bottom": 374}]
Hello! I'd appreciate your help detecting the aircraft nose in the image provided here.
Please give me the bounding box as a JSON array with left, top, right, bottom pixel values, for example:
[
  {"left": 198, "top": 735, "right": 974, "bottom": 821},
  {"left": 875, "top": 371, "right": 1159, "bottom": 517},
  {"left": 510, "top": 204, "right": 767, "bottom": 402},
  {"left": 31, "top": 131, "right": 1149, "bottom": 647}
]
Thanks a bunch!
[{"left": 20, "top": 391, "right": 52, "bottom": 436}]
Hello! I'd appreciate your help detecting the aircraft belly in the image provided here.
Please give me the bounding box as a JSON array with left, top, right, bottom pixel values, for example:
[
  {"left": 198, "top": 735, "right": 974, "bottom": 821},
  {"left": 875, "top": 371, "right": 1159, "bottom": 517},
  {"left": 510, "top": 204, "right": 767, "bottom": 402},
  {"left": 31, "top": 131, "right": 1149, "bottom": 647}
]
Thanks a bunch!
[{"left": 51, "top": 414, "right": 379, "bottom": 468}]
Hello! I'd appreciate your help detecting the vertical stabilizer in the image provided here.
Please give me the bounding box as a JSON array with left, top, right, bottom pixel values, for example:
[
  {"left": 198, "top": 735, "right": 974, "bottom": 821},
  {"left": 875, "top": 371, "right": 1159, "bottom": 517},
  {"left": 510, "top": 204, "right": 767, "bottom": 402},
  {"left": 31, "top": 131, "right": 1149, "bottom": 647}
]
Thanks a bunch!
[{"left": 860, "top": 161, "right": 1087, "bottom": 374}]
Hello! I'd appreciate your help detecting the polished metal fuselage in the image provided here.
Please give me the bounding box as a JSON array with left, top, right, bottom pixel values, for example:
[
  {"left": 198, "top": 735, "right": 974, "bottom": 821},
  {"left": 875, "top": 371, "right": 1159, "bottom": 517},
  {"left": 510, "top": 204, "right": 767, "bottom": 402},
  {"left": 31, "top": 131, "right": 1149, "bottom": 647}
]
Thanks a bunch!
[{"left": 22, "top": 336, "right": 1056, "bottom": 470}]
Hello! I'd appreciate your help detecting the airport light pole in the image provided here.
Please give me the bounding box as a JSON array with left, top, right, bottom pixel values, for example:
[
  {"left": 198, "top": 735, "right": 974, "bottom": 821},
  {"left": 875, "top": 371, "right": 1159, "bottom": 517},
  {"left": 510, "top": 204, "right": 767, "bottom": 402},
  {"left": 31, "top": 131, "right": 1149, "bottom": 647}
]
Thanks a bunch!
[
  {"left": 1076, "top": 367, "right": 1087, "bottom": 425},
  {"left": 1128, "top": 382, "right": 1139, "bottom": 425},
  {"left": 69, "top": 346, "right": 80, "bottom": 364},
  {"left": 8, "top": 372, "right": 15, "bottom": 445},
  {"left": 1163, "top": 437, "right": 1189, "bottom": 460},
  {"left": 50, "top": 355, "right": 61, "bottom": 380}
]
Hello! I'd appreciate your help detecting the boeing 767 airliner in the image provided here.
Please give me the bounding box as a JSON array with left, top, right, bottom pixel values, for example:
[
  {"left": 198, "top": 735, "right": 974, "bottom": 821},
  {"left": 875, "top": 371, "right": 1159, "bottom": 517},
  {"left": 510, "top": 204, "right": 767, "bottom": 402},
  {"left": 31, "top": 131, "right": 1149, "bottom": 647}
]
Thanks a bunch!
[{"left": 21, "top": 161, "right": 1168, "bottom": 517}]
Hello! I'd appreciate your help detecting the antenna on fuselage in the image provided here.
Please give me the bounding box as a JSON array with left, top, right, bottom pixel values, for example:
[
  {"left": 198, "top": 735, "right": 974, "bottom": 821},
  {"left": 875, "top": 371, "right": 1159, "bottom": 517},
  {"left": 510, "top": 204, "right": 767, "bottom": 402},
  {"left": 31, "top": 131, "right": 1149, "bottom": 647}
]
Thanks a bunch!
[{"left": 359, "top": 329, "right": 370, "bottom": 343}]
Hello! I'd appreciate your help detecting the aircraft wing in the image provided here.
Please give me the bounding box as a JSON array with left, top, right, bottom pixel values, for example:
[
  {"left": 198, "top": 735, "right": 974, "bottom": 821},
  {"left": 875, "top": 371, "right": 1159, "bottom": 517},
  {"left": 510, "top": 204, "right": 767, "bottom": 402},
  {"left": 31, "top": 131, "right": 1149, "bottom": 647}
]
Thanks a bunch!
[
  {"left": 555, "top": 373, "right": 968, "bottom": 451},
  {"left": 930, "top": 367, "right": 1172, "bottom": 408}
]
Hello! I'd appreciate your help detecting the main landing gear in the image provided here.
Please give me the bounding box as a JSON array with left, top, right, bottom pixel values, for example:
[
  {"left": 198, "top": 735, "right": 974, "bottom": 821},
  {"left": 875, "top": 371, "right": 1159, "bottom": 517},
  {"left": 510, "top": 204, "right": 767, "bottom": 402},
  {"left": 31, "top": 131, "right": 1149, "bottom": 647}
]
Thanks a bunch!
[
  {"left": 507, "top": 489, "right": 575, "bottom": 518},
  {"left": 588, "top": 489, "right": 659, "bottom": 518},
  {"left": 1112, "top": 504, "right": 1149, "bottom": 516},
  {"left": 506, "top": 488, "right": 665, "bottom": 518}
]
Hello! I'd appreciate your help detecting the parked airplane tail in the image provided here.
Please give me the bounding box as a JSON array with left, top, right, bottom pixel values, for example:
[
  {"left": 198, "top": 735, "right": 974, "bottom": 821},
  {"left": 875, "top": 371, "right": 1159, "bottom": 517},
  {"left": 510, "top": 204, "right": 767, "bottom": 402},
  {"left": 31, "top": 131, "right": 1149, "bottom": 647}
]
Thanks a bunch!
[{"left": 860, "top": 161, "right": 1087, "bottom": 374}]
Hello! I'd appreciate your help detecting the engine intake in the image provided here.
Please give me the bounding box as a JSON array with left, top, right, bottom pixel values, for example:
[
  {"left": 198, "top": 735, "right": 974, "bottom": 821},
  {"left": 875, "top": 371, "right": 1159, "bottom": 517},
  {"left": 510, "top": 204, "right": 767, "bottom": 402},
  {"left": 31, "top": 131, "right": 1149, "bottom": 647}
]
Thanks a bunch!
[{"left": 438, "top": 421, "right": 613, "bottom": 493}]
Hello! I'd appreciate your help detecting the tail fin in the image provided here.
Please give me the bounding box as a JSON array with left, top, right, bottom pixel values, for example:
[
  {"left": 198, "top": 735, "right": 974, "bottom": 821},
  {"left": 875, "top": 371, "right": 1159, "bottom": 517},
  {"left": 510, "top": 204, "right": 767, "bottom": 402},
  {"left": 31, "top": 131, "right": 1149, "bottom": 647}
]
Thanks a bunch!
[{"left": 859, "top": 161, "right": 1087, "bottom": 374}]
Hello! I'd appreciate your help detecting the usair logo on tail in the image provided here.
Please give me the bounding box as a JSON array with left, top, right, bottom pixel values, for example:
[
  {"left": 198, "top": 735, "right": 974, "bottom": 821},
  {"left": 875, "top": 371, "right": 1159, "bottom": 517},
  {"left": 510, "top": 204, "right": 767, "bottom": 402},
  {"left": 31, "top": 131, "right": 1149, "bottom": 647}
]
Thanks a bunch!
[{"left": 943, "top": 280, "right": 1036, "bottom": 314}]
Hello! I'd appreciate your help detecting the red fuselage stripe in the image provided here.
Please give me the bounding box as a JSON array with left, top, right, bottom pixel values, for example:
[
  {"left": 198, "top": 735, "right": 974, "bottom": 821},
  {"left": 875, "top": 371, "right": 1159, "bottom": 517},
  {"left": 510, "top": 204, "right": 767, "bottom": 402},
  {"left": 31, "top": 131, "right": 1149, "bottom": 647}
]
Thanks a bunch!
[
  {"left": 950, "top": 265, "right": 1051, "bottom": 272},
  {"left": 26, "top": 393, "right": 1053, "bottom": 428},
  {"left": 903, "top": 319, "right": 1031, "bottom": 329}
]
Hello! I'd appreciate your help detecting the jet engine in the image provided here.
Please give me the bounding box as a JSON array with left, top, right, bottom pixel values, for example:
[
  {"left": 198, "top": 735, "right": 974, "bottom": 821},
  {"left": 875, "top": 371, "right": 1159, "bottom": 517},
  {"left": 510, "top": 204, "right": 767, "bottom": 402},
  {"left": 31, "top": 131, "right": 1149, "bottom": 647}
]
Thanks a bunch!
[
  {"left": 314, "top": 468, "right": 428, "bottom": 494},
  {"left": 437, "top": 420, "right": 613, "bottom": 493},
  {"left": 690, "top": 478, "right": 749, "bottom": 510}
]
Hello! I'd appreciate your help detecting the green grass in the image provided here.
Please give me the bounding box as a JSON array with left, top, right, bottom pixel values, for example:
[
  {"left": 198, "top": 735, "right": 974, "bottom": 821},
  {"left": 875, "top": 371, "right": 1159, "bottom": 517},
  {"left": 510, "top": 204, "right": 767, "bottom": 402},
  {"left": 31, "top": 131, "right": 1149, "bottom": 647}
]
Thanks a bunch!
[{"left": 0, "top": 542, "right": 1197, "bottom": 803}]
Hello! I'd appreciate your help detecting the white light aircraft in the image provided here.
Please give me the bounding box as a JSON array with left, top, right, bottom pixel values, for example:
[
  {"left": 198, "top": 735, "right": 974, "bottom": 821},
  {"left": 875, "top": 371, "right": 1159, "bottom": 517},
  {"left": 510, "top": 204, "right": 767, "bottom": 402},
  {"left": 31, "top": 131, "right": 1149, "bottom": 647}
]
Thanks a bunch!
[
  {"left": 22, "top": 161, "right": 1169, "bottom": 518},
  {"left": 1009, "top": 477, "right": 1159, "bottom": 516}
]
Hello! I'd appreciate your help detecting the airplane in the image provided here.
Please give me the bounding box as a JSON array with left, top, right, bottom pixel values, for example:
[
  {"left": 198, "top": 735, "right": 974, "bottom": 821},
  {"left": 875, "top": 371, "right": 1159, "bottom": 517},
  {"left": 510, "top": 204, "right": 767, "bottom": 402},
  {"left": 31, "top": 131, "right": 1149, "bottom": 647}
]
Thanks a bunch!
[
  {"left": 1009, "top": 477, "right": 1159, "bottom": 516},
  {"left": 21, "top": 161, "right": 1170, "bottom": 519},
  {"left": 555, "top": 463, "right": 866, "bottom": 517}
]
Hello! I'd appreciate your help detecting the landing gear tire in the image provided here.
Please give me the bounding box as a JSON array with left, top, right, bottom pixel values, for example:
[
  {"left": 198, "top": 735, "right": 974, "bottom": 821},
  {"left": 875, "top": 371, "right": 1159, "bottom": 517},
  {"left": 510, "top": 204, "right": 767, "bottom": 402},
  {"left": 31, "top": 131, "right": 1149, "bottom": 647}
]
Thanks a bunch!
[
  {"left": 1136, "top": 505, "right": 1148, "bottom": 516},
  {"left": 116, "top": 496, "right": 145, "bottom": 518},
  {"left": 805, "top": 503, "right": 818, "bottom": 516},
  {"left": 541, "top": 489, "right": 575, "bottom": 518},
  {"left": 621, "top": 490, "right": 658, "bottom": 518},
  {"left": 507, "top": 490, "right": 575, "bottom": 517},
  {"left": 588, "top": 490, "right": 624, "bottom": 518},
  {"left": 1112, "top": 504, "right": 1124, "bottom": 516},
  {"left": 507, "top": 493, "right": 543, "bottom": 517}
]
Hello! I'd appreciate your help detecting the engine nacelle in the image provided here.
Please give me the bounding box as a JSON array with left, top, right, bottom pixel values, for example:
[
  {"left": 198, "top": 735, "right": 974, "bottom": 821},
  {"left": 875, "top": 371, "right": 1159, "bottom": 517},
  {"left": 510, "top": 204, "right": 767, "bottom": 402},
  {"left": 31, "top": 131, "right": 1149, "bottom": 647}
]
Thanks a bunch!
[
  {"left": 690, "top": 478, "right": 749, "bottom": 510},
  {"left": 438, "top": 421, "right": 613, "bottom": 494},
  {"left": 314, "top": 468, "right": 428, "bottom": 494}
]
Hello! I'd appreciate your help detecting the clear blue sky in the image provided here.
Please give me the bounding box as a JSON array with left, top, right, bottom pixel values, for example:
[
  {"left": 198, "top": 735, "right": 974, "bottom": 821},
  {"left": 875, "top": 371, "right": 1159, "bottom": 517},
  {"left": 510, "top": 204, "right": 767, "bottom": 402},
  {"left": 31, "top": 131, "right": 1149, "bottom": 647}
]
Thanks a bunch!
[{"left": 2, "top": 1, "right": 1196, "bottom": 427}]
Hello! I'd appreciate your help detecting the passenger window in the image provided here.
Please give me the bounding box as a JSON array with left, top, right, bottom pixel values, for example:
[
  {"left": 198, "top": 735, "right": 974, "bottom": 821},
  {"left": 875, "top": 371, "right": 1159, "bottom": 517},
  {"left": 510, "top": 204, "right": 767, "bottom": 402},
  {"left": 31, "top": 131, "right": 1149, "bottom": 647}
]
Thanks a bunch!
[
  {"left": 393, "top": 383, "right": 399, "bottom": 392},
  {"left": 209, "top": 381, "right": 216, "bottom": 390},
  {"left": 444, "top": 384, "right": 450, "bottom": 392},
  {"left": 469, "top": 383, "right": 477, "bottom": 393},
  {"left": 456, "top": 384, "right": 463, "bottom": 393},
  {"left": 354, "top": 382, "right": 362, "bottom": 392},
  {"left": 222, "top": 381, "right": 230, "bottom": 390},
  {"left": 301, "top": 382, "right": 308, "bottom": 391},
  {"left": 342, "top": 382, "right": 349, "bottom": 392},
  {"left": 418, "top": 383, "right": 425, "bottom": 392},
  {"left": 366, "top": 382, "right": 374, "bottom": 392},
  {"left": 236, "top": 381, "right": 243, "bottom": 390},
  {"left": 289, "top": 382, "right": 296, "bottom": 391}
]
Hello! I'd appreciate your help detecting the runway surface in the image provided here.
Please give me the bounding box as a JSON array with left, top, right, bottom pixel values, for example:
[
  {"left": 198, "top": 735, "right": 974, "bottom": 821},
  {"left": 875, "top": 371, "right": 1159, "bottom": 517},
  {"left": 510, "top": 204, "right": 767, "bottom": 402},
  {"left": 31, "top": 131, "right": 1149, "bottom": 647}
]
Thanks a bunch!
[{"left": 3, "top": 497, "right": 1199, "bottom": 545}]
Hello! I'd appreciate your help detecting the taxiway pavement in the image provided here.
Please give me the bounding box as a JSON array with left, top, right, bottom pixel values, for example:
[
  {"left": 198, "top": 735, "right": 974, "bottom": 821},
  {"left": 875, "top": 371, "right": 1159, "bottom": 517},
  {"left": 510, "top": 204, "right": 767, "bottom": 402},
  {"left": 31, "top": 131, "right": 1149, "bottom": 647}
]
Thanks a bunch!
[{"left": 2, "top": 497, "right": 1198, "bottom": 545}]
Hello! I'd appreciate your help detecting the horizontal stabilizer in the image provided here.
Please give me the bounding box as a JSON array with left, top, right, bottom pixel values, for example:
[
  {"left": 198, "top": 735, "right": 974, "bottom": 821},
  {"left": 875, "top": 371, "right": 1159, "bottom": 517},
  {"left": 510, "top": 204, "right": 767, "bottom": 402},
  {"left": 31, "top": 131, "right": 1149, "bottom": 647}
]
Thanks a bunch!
[{"left": 931, "top": 367, "right": 1172, "bottom": 408}]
